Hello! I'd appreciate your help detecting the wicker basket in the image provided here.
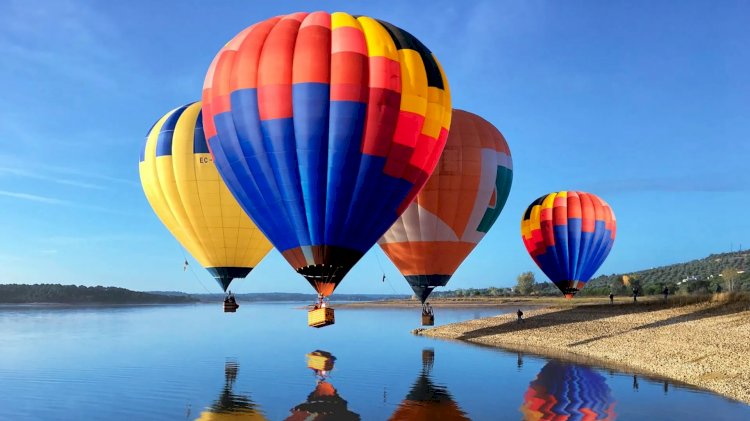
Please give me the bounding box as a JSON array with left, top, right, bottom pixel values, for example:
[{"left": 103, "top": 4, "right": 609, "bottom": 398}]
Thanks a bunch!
[{"left": 308, "top": 307, "right": 335, "bottom": 328}]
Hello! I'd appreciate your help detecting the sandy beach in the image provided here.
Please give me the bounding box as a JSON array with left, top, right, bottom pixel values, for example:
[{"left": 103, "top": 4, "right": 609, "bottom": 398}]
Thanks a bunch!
[{"left": 417, "top": 293, "right": 750, "bottom": 404}]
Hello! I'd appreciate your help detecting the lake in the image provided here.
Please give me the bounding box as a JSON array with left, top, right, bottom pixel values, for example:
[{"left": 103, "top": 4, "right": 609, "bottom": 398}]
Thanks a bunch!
[{"left": 0, "top": 303, "right": 748, "bottom": 420}]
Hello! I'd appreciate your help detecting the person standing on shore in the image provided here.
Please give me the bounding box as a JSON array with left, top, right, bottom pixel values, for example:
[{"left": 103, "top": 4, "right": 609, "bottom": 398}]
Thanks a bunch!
[
  {"left": 609, "top": 293, "right": 614, "bottom": 304},
  {"left": 663, "top": 286, "right": 669, "bottom": 301},
  {"left": 632, "top": 288, "right": 638, "bottom": 303},
  {"left": 517, "top": 309, "right": 524, "bottom": 323}
]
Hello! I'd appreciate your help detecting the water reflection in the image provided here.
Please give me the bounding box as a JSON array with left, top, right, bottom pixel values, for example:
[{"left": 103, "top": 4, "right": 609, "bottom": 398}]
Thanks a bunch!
[
  {"left": 520, "top": 361, "right": 616, "bottom": 421},
  {"left": 195, "top": 360, "right": 268, "bottom": 420},
  {"left": 389, "top": 348, "right": 469, "bottom": 420},
  {"left": 286, "top": 350, "right": 360, "bottom": 420}
]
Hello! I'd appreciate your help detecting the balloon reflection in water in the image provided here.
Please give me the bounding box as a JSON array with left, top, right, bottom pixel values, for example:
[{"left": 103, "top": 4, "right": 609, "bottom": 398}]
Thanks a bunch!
[
  {"left": 521, "top": 361, "right": 616, "bottom": 421},
  {"left": 195, "top": 360, "right": 268, "bottom": 420},
  {"left": 286, "top": 350, "right": 360, "bottom": 420},
  {"left": 389, "top": 349, "right": 469, "bottom": 420}
]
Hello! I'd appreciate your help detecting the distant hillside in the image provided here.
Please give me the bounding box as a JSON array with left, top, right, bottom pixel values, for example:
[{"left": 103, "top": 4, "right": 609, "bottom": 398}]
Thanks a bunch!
[
  {"left": 426, "top": 250, "right": 750, "bottom": 298},
  {"left": 0, "top": 284, "right": 198, "bottom": 304},
  {"left": 179, "top": 292, "right": 410, "bottom": 303},
  {"left": 581, "top": 250, "right": 750, "bottom": 295}
]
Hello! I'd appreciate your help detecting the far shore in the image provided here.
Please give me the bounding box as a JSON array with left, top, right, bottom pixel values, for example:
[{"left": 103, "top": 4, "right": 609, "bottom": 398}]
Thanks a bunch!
[
  {"left": 416, "top": 293, "right": 750, "bottom": 405},
  {"left": 336, "top": 296, "right": 583, "bottom": 308},
  {"left": 0, "top": 302, "right": 200, "bottom": 308}
]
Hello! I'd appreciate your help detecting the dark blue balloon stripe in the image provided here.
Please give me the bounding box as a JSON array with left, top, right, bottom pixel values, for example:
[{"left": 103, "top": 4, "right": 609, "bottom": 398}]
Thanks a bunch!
[
  {"left": 193, "top": 110, "right": 210, "bottom": 154},
  {"left": 553, "top": 224, "right": 571, "bottom": 280},
  {"left": 292, "top": 83, "right": 330, "bottom": 246},
  {"left": 567, "top": 218, "right": 582, "bottom": 281},
  {"left": 324, "top": 101, "right": 367, "bottom": 248},
  {"left": 155, "top": 104, "right": 189, "bottom": 157}
]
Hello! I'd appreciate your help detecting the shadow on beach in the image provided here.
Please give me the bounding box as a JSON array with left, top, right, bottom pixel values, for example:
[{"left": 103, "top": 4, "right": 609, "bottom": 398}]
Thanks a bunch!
[{"left": 457, "top": 293, "right": 749, "bottom": 343}]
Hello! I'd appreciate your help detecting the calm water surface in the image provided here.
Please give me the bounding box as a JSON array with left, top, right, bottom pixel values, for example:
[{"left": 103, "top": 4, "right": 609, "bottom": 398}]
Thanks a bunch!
[{"left": 0, "top": 303, "right": 748, "bottom": 420}]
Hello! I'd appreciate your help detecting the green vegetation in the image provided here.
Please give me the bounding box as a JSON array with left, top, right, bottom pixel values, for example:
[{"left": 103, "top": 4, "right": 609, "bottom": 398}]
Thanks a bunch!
[
  {"left": 581, "top": 251, "right": 750, "bottom": 296},
  {"left": 433, "top": 250, "right": 750, "bottom": 298},
  {"left": 515, "top": 271, "right": 535, "bottom": 295},
  {"left": 0, "top": 284, "right": 198, "bottom": 304}
]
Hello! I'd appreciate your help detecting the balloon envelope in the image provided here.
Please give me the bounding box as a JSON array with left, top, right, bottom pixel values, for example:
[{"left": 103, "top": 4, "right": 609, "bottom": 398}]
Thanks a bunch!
[
  {"left": 521, "top": 191, "right": 616, "bottom": 297},
  {"left": 379, "top": 109, "right": 512, "bottom": 302},
  {"left": 202, "top": 12, "right": 451, "bottom": 296},
  {"left": 139, "top": 102, "right": 272, "bottom": 291}
]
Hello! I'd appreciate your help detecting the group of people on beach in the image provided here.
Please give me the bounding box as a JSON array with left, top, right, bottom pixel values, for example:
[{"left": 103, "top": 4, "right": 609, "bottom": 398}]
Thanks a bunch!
[{"left": 606, "top": 286, "right": 670, "bottom": 304}]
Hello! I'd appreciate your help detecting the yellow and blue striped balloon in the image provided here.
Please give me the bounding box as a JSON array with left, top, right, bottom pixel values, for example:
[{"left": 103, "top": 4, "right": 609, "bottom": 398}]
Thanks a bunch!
[{"left": 139, "top": 102, "right": 272, "bottom": 291}]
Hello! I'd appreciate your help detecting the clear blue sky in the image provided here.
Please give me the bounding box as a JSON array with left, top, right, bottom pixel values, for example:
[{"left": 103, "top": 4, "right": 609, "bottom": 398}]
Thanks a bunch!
[{"left": 0, "top": 0, "right": 748, "bottom": 294}]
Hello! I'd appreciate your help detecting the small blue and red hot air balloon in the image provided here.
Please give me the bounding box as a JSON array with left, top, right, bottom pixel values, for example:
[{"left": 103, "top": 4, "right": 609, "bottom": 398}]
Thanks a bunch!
[{"left": 521, "top": 191, "right": 616, "bottom": 298}]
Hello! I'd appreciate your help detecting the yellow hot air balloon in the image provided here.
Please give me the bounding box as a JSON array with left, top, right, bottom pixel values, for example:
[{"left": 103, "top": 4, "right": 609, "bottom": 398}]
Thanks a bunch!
[{"left": 139, "top": 102, "right": 272, "bottom": 301}]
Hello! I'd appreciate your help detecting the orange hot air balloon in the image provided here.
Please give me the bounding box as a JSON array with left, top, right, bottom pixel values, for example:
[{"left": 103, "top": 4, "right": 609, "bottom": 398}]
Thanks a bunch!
[{"left": 379, "top": 110, "right": 512, "bottom": 305}]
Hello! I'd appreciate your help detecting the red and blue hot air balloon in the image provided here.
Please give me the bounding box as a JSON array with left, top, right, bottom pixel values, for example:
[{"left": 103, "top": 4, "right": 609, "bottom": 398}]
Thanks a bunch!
[
  {"left": 202, "top": 12, "right": 451, "bottom": 324},
  {"left": 521, "top": 191, "right": 616, "bottom": 298}
]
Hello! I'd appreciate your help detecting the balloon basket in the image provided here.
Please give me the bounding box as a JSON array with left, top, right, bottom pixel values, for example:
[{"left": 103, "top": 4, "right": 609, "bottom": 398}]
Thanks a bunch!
[
  {"left": 306, "top": 351, "right": 335, "bottom": 372},
  {"left": 223, "top": 301, "right": 239, "bottom": 313},
  {"left": 308, "top": 307, "right": 335, "bottom": 328},
  {"left": 421, "top": 313, "right": 435, "bottom": 326}
]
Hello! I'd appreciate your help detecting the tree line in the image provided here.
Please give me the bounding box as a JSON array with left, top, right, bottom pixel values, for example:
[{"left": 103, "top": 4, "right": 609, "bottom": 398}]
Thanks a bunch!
[
  {"left": 0, "top": 284, "right": 198, "bottom": 304},
  {"left": 430, "top": 250, "right": 750, "bottom": 298}
]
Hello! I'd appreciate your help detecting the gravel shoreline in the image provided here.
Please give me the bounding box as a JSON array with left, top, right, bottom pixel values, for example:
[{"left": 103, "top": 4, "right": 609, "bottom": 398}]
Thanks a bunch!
[{"left": 418, "top": 294, "right": 750, "bottom": 404}]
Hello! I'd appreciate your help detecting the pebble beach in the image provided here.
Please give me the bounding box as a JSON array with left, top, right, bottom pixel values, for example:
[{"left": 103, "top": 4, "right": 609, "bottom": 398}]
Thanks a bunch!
[{"left": 418, "top": 294, "right": 750, "bottom": 404}]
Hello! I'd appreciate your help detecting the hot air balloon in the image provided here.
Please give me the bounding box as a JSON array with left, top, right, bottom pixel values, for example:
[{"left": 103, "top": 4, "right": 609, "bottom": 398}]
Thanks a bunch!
[
  {"left": 521, "top": 191, "right": 616, "bottom": 298},
  {"left": 202, "top": 12, "right": 451, "bottom": 326},
  {"left": 195, "top": 361, "right": 268, "bottom": 421},
  {"left": 139, "top": 102, "right": 273, "bottom": 310},
  {"left": 379, "top": 109, "right": 512, "bottom": 325},
  {"left": 286, "top": 350, "right": 360, "bottom": 420},
  {"left": 520, "top": 361, "right": 616, "bottom": 421},
  {"left": 389, "top": 349, "right": 469, "bottom": 421}
]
